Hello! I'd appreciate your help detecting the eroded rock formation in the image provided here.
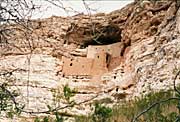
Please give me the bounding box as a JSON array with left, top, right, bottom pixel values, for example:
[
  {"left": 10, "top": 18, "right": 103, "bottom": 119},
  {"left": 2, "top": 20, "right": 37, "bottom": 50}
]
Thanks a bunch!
[{"left": 0, "top": 0, "right": 180, "bottom": 121}]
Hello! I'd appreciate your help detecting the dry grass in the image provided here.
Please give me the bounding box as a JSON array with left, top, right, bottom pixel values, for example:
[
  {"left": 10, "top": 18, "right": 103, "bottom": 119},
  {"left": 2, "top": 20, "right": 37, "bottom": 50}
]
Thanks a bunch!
[{"left": 75, "top": 89, "right": 179, "bottom": 122}]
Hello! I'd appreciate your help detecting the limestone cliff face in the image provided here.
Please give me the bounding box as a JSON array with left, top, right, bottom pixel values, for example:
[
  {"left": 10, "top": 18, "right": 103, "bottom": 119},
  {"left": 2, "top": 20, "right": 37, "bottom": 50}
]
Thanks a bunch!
[{"left": 0, "top": 0, "right": 180, "bottom": 120}]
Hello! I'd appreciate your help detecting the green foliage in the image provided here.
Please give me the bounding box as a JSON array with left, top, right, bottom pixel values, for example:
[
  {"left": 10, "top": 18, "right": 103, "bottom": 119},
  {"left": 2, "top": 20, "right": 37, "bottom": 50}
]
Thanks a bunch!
[
  {"left": 51, "top": 84, "right": 76, "bottom": 109},
  {"left": 47, "top": 105, "right": 52, "bottom": 111},
  {"left": 34, "top": 117, "right": 41, "bottom": 122},
  {"left": 34, "top": 112, "right": 64, "bottom": 122},
  {"left": 43, "top": 116, "right": 49, "bottom": 122},
  {"left": 92, "top": 103, "right": 112, "bottom": 122},
  {"left": 55, "top": 112, "right": 64, "bottom": 122},
  {"left": 51, "top": 88, "right": 63, "bottom": 106},
  {"left": 112, "top": 89, "right": 178, "bottom": 122},
  {"left": 75, "top": 103, "right": 113, "bottom": 122},
  {"left": 75, "top": 89, "right": 179, "bottom": 122},
  {"left": 63, "top": 85, "right": 75, "bottom": 101},
  {"left": 34, "top": 116, "right": 50, "bottom": 122},
  {"left": 0, "top": 83, "right": 24, "bottom": 118},
  {"left": 75, "top": 115, "right": 92, "bottom": 122}
]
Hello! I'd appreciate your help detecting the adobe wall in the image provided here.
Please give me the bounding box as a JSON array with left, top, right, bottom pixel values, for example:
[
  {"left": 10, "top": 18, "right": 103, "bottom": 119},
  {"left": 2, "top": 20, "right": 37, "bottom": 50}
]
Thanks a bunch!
[
  {"left": 90, "top": 52, "right": 108, "bottom": 75},
  {"left": 87, "top": 42, "right": 124, "bottom": 58},
  {"left": 62, "top": 42, "right": 124, "bottom": 77},
  {"left": 62, "top": 52, "right": 108, "bottom": 76},
  {"left": 108, "top": 57, "right": 123, "bottom": 71},
  {"left": 62, "top": 56, "right": 93, "bottom": 76}
]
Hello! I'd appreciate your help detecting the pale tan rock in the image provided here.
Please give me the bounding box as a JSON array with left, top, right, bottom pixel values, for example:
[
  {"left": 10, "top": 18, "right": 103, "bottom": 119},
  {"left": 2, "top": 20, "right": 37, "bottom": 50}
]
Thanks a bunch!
[{"left": 1, "top": 1, "right": 180, "bottom": 121}]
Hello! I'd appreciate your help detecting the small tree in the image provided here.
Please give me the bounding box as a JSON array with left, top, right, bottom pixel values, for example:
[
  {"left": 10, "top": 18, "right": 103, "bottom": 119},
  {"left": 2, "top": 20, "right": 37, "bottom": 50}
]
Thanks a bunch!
[{"left": 92, "top": 103, "right": 112, "bottom": 122}]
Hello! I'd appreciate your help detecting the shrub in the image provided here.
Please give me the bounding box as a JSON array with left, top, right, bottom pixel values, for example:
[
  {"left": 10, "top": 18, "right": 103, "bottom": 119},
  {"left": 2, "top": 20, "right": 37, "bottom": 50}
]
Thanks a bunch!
[
  {"left": 75, "top": 89, "right": 179, "bottom": 122},
  {"left": 63, "top": 85, "right": 75, "bottom": 101},
  {"left": 92, "top": 103, "right": 112, "bottom": 122}
]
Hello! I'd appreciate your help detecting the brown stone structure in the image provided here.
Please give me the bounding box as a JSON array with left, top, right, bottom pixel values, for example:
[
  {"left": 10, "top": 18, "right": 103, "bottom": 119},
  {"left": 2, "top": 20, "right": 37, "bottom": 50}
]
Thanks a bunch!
[
  {"left": 62, "top": 42, "right": 123, "bottom": 76},
  {"left": 87, "top": 42, "right": 124, "bottom": 58}
]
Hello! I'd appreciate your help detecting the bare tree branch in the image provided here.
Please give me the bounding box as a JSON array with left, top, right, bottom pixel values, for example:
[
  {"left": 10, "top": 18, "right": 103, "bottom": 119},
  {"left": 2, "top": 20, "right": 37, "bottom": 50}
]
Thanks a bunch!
[
  {"left": 132, "top": 97, "right": 180, "bottom": 122},
  {"left": 174, "top": 70, "right": 180, "bottom": 94},
  {"left": 132, "top": 70, "right": 180, "bottom": 122}
]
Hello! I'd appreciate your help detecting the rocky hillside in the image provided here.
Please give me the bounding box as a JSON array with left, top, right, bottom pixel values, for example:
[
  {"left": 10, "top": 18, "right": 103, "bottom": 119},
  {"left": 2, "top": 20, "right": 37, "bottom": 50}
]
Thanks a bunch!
[{"left": 0, "top": 0, "right": 180, "bottom": 121}]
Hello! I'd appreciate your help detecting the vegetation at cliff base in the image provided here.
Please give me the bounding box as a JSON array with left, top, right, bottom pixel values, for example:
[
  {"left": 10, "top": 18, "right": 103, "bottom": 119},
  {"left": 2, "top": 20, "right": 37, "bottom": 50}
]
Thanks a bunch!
[{"left": 76, "top": 88, "right": 179, "bottom": 122}]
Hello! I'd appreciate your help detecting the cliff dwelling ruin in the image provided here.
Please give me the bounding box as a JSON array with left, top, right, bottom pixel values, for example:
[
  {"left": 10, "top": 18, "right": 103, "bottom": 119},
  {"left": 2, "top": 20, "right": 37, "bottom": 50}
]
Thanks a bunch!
[{"left": 62, "top": 42, "right": 124, "bottom": 78}]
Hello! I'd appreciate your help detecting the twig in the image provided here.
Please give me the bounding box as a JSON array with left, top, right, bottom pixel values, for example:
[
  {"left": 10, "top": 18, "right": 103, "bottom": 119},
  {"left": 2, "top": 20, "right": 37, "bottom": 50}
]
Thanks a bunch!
[
  {"left": 132, "top": 70, "right": 180, "bottom": 122},
  {"left": 173, "top": 70, "right": 180, "bottom": 94},
  {"left": 46, "top": 0, "right": 80, "bottom": 16},
  {"left": 20, "top": 93, "right": 98, "bottom": 114},
  {"left": 132, "top": 97, "right": 180, "bottom": 122},
  {"left": 0, "top": 68, "right": 24, "bottom": 76},
  {"left": 0, "top": 79, "right": 100, "bottom": 114}
]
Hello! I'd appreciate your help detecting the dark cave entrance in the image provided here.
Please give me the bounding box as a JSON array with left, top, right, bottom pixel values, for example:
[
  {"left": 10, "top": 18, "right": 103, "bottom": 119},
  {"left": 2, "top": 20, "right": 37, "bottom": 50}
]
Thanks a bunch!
[{"left": 81, "top": 24, "right": 122, "bottom": 48}]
